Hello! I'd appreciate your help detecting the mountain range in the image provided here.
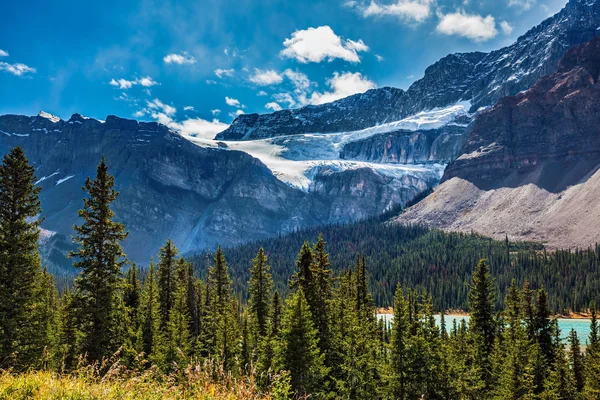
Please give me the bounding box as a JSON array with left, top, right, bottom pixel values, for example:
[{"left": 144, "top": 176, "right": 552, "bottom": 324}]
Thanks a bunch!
[{"left": 1, "top": 0, "right": 599, "bottom": 271}]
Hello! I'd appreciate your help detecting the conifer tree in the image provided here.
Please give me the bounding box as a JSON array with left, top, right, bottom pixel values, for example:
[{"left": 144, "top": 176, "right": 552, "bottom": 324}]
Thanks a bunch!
[
  {"left": 544, "top": 342, "right": 576, "bottom": 399},
  {"left": 276, "top": 288, "right": 326, "bottom": 398},
  {"left": 69, "top": 157, "right": 129, "bottom": 363},
  {"left": 124, "top": 263, "right": 141, "bottom": 340},
  {"left": 271, "top": 290, "right": 282, "bottom": 338},
  {"left": 389, "top": 285, "right": 409, "bottom": 399},
  {"left": 468, "top": 259, "right": 497, "bottom": 354},
  {"left": 585, "top": 302, "right": 600, "bottom": 398},
  {"left": 311, "top": 235, "right": 333, "bottom": 357},
  {"left": 535, "top": 289, "right": 555, "bottom": 365},
  {"left": 249, "top": 247, "right": 273, "bottom": 338},
  {"left": 157, "top": 239, "right": 179, "bottom": 330},
  {"left": 0, "top": 147, "right": 45, "bottom": 369},
  {"left": 569, "top": 329, "right": 585, "bottom": 393},
  {"left": 206, "top": 246, "right": 238, "bottom": 369},
  {"left": 290, "top": 241, "right": 314, "bottom": 297},
  {"left": 162, "top": 260, "right": 192, "bottom": 368},
  {"left": 141, "top": 260, "right": 160, "bottom": 360}
]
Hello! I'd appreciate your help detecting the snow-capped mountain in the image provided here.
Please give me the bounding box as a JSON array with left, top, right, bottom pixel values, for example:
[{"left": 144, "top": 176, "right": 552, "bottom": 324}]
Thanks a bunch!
[{"left": 217, "top": 0, "right": 600, "bottom": 141}]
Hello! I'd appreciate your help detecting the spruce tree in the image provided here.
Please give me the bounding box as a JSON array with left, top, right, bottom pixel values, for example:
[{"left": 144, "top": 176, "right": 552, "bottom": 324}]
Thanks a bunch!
[
  {"left": 248, "top": 247, "right": 273, "bottom": 338},
  {"left": 389, "top": 285, "right": 409, "bottom": 399},
  {"left": 290, "top": 241, "right": 314, "bottom": 297},
  {"left": 311, "top": 234, "right": 333, "bottom": 357},
  {"left": 276, "top": 288, "right": 326, "bottom": 398},
  {"left": 468, "top": 259, "right": 497, "bottom": 392},
  {"left": 141, "top": 260, "right": 160, "bottom": 360},
  {"left": 0, "top": 147, "right": 45, "bottom": 369},
  {"left": 206, "top": 246, "right": 238, "bottom": 369},
  {"left": 69, "top": 157, "right": 129, "bottom": 363},
  {"left": 569, "top": 329, "right": 585, "bottom": 393},
  {"left": 157, "top": 239, "right": 179, "bottom": 330}
]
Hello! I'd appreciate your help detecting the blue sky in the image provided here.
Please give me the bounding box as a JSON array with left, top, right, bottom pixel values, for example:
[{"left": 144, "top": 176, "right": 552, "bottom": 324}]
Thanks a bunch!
[{"left": 0, "top": 0, "right": 567, "bottom": 138}]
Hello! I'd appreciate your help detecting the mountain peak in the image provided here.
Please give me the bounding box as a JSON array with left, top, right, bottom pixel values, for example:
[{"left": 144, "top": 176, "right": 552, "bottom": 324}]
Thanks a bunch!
[{"left": 37, "top": 111, "right": 61, "bottom": 123}]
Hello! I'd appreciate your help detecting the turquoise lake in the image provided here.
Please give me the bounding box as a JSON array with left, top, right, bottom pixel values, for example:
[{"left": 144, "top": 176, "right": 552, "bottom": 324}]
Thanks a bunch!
[{"left": 377, "top": 315, "right": 593, "bottom": 344}]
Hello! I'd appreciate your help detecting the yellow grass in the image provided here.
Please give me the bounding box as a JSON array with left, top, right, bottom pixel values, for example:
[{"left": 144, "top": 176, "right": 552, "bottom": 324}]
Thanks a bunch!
[{"left": 0, "top": 365, "right": 272, "bottom": 400}]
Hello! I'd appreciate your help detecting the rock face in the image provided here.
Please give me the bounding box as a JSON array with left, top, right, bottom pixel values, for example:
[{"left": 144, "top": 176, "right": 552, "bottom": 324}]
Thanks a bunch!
[
  {"left": 217, "top": 0, "right": 600, "bottom": 141},
  {"left": 340, "top": 125, "right": 468, "bottom": 165},
  {"left": 0, "top": 114, "right": 443, "bottom": 268},
  {"left": 396, "top": 36, "right": 600, "bottom": 249}
]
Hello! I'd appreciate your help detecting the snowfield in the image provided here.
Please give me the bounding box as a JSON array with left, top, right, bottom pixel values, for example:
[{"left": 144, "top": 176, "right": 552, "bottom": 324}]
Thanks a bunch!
[{"left": 179, "top": 102, "right": 469, "bottom": 191}]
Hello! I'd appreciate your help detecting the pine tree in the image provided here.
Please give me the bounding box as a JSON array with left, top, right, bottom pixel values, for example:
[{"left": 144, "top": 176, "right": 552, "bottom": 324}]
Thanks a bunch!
[
  {"left": 389, "top": 285, "right": 409, "bottom": 399},
  {"left": 69, "top": 157, "right": 129, "bottom": 363},
  {"left": 206, "top": 246, "right": 238, "bottom": 369},
  {"left": 468, "top": 259, "right": 497, "bottom": 354},
  {"left": 124, "top": 263, "right": 142, "bottom": 341},
  {"left": 0, "top": 147, "right": 45, "bottom": 369},
  {"left": 289, "top": 241, "right": 313, "bottom": 297},
  {"left": 271, "top": 290, "right": 282, "bottom": 338},
  {"left": 585, "top": 302, "right": 600, "bottom": 398},
  {"left": 468, "top": 259, "right": 497, "bottom": 391},
  {"left": 57, "top": 290, "right": 78, "bottom": 370},
  {"left": 544, "top": 343, "right": 576, "bottom": 399},
  {"left": 248, "top": 247, "right": 273, "bottom": 338},
  {"left": 276, "top": 288, "right": 326, "bottom": 398},
  {"left": 141, "top": 260, "right": 160, "bottom": 360},
  {"left": 157, "top": 239, "right": 179, "bottom": 330},
  {"left": 535, "top": 289, "right": 555, "bottom": 365},
  {"left": 162, "top": 260, "right": 192, "bottom": 369},
  {"left": 569, "top": 329, "right": 585, "bottom": 393},
  {"left": 311, "top": 234, "right": 333, "bottom": 359}
]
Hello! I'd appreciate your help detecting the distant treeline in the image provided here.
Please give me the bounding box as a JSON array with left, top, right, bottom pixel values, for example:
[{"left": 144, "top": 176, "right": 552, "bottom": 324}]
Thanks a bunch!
[{"left": 191, "top": 214, "right": 600, "bottom": 313}]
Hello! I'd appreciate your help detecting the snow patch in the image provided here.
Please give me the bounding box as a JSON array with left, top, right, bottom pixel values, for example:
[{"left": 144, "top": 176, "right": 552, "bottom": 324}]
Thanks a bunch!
[
  {"left": 38, "top": 111, "right": 61, "bottom": 123},
  {"left": 55, "top": 175, "right": 75, "bottom": 186},
  {"left": 35, "top": 171, "right": 60, "bottom": 185}
]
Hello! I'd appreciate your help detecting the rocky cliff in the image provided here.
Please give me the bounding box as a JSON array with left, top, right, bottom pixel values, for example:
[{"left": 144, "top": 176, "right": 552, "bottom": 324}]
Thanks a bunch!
[
  {"left": 339, "top": 125, "right": 468, "bottom": 165},
  {"left": 396, "top": 36, "right": 600, "bottom": 248},
  {"left": 0, "top": 113, "right": 443, "bottom": 270},
  {"left": 217, "top": 0, "right": 600, "bottom": 141}
]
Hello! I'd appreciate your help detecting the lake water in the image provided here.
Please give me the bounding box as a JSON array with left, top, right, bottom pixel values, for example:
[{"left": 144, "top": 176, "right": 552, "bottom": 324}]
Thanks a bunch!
[{"left": 377, "top": 314, "right": 593, "bottom": 344}]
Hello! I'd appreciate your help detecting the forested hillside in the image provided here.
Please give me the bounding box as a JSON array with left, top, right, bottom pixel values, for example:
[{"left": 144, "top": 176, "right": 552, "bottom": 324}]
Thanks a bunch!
[
  {"left": 3, "top": 146, "right": 600, "bottom": 399},
  {"left": 191, "top": 218, "right": 600, "bottom": 313}
]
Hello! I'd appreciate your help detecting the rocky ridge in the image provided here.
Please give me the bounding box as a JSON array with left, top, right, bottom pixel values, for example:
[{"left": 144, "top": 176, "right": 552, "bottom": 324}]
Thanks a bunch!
[
  {"left": 217, "top": 0, "right": 600, "bottom": 141},
  {"left": 396, "top": 36, "right": 600, "bottom": 248}
]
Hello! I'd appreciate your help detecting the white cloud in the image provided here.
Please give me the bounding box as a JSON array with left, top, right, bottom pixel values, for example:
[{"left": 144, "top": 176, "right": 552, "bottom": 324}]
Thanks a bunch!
[
  {"left": 141, "top": 98, "right": 228, "bottom": 140},
  {"left": 168, "top": 118, "right": 229, "bottom": 140},
  {"left": 184, "top": 106, "right": 195, "bottom": 111},
  {"left": 146, "top": 98, "right": 176, "bottom": 117},
  {"left": 0, "top": 49, "right": 8, "bottom": 57},
  {"left": 211, "top": 109, "right": 221, "bottom": 115},
  {"left": 265, "top": 102, "right": 283, "bottom": 111},
  {"left": 280, "top": 26, "right": 369, "bottom": 63},
  {"left": 273, "top": 93, "right": 297, "bottom": 108},
  {"left": 133, "top": 110, "right": 146, "bottom": 118},
  {"left": 225, "top": 96, "right": 242, "bottom": 107},
  {"left": 284, "top": 69, "right": 311, "bottom": 92},
  {"left": 308, "top": 72, "right": 375, "bottom": 105},
  {"left": 500, "top": 21, "right": 514, "bottom": 35},
  {"left": 109, "top": 76, "right": 158, "bottom": 89},
  {"left": 229, "top": 109, "right": 245, "bottom": 119},
  {"left": 249, "top": 69, "right": 284, "bottom": 85},
  {"left": 0, "top": 62, "right": 36, "bottom": 76},
  {"left": 508, "top": 0, "right": 536, "bottom": 10},
  {"left": 214, "top": 68, "right": 235, "bottom": 78},
  {"left": 436, "top": 11, "right": 498, "bottom": 42},
  {"left": 138, "top": 76, "right": 158, "bottom": 87},
  {"left": 359, "top": 0, "right": 434, "bottom": 23},
  {"left": 163, "top": 52, "right": 197, "bottom": 65},
  {"left": 257, "top": 90, "right": 268, "bottom": 96},
  {"left": 375, "top": 54, "right": 384, "bottom": 62}
]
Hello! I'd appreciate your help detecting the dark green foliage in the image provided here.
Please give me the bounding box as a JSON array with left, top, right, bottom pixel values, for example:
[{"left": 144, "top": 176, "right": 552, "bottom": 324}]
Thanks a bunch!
[
  {"left": 249, "top": 247, "right": 273, "bottom": 338},
  {"left": 0, "top": 147, "right": 45, "bottom": 369},
  {"left": 191, "top": 219, "right": 600, "bottom": 313},
  {"left": 276, "top": 288, "right": 326, "bottom": 398},
  {"left": 69, "top": 157, "right": 129, "bottom": 363},
  {"left": 157, "top": 239, "right": 179, "bottom": 330}
]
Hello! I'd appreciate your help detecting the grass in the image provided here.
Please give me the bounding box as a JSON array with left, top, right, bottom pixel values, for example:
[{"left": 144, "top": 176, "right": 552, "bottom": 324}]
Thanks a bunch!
[{"left": 0, "top": 360, "right": 273, "bottom": 399}]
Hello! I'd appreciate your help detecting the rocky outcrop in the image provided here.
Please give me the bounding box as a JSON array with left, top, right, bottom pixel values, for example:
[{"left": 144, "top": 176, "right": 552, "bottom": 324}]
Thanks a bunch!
[
  {"left": 1, "top": 113, "right": 440, "bottom": 266},
  {"left": 396, "top": 36, "right": 600, "bottom": 249},
  {"left": 340, "top": 125, "right": 468, "bottom": 165},
  {"left": 217, "top": 0, "right": 600, "bottom": 141}
]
